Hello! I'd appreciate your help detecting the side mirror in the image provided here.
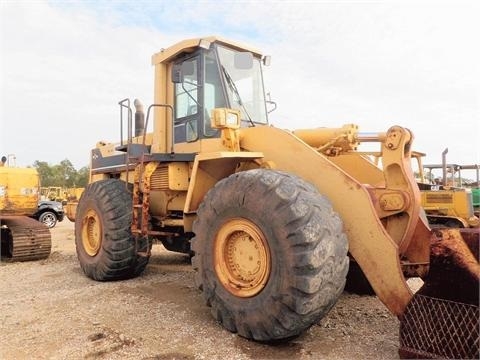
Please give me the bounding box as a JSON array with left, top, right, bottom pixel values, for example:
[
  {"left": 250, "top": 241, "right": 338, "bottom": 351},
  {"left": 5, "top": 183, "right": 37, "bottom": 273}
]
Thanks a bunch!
[
  {"left": 182, "top": 61, "right": 195, "bottom": 76},
  {"left": 172, "top": 64, "right": 183, "bottom": 83},
  {"left": 172, "top": 61, "right": 196, "bottom": 83},
  {"left": 262, "top": 55, "right": 271, "bottom": 66}
]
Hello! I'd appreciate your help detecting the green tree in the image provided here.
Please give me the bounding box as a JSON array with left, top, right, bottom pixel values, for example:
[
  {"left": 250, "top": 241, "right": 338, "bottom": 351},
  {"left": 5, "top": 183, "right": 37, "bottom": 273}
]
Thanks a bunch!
[
  {"left": 33, "top": 160, "right": 55, "bottom": 186},
  {"left": 54, "top": 159, "right": 77, "bottom": 187},
  {"left": 33, "top": 159, "right": 89, "bottom": 188},
  {"left": 75, "top": 166, "right": 89, "bottom": 187}
]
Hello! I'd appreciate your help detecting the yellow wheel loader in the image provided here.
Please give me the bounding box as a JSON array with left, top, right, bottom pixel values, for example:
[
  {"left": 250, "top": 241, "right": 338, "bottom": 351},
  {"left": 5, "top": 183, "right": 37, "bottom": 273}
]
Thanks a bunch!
[
  {"left": 74, "top": 37, "right": 479, "bottom": 358},
  {"left": 0, "top": 156, "right": 51, "bottom": 261}
]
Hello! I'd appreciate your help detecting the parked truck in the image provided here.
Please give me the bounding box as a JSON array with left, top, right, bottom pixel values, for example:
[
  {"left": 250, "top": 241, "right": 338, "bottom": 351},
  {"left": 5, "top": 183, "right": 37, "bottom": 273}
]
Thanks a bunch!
[{"left": 73, "top": 37, "right": 479, "bottom": 358}]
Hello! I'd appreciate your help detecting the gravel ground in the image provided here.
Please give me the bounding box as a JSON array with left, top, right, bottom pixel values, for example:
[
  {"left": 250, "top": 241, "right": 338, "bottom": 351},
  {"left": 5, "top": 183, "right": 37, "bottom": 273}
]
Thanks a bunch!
[{"left": 0, "top": 219, "right": 419, "bottom": 360}]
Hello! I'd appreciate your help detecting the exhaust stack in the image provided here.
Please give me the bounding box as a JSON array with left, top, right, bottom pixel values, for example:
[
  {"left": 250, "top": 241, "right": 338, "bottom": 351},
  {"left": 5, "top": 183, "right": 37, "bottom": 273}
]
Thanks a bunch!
[{"left": 134, "top": 99, "right": 145, "bottom": 137}]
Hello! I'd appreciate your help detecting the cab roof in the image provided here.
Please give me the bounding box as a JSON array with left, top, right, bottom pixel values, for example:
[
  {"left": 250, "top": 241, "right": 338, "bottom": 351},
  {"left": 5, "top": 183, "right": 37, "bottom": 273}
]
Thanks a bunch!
[{"left": 151, "top": 36, "right": 264, "bottom": 65}]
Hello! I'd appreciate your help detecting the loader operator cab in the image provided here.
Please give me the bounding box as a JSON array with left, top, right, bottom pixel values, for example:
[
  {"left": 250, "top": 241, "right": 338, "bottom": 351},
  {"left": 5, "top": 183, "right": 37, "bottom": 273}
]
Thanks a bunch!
[{"left": 171, "top": 42, "right": 269, "bottom": 144}]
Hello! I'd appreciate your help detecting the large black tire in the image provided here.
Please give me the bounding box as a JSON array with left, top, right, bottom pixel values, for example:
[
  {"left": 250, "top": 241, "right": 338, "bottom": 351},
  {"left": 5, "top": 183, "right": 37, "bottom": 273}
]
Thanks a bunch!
[
  {"left": 191, "top": 169, "right": 349, "bottom": 341},
  {"left": 75, "top": 179, "right": 150, "bottom": 281}
]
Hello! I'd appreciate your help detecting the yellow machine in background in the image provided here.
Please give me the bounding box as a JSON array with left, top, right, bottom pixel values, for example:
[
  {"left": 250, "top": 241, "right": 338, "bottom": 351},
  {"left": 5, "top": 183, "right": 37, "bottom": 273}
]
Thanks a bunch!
[
  {"left": 72, "top": 37, "right": 478, "bottom": 358},
  {"left": 0, "top": 156, "right": 51, "bottom": 261},
  {"left": 65, "top": 187, "right": 84, "bottom": 201},
  {"left": 40, "top": 186, "right": 65, "bottom": 203},
  {"left": 412, "top": 151, "right": 479, "bottom": 228},
  {"left": 64, "top": 187, "right": 84, "bottom": 222},
  {"left": 420, "top": 189, "right": 479, "bottom": 228},
  {"left": 40, "top": 186, "right": 85, "bottom": 219}
]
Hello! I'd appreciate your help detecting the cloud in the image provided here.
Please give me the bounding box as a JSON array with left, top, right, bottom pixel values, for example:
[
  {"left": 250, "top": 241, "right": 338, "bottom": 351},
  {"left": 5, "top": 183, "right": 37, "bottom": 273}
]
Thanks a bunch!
[
  {"left": 1, "top": 1, "right": 478, "bottom": 174},
  {"left": 258, "top": 2, "right": 479, "bottom": 168},
  {"left": 1, "top": 2, "right": 164, "bottom": 168}
]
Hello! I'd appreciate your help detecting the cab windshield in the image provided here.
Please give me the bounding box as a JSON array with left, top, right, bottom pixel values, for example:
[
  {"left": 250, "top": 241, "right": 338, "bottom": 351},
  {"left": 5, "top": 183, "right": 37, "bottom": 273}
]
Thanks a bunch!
[
  {"left": 215, "top": 45, "right": 268, "bottom": 125},
  {"left": 173, "top": 43, "right": 269, "bottom": 143}
]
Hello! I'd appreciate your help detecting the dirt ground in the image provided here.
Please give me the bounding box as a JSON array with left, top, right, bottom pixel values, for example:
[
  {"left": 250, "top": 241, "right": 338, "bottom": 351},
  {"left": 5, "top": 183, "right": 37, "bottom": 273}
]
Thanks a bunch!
[{"left": 0, "top": 219, "right": 418, "bottom": 360}]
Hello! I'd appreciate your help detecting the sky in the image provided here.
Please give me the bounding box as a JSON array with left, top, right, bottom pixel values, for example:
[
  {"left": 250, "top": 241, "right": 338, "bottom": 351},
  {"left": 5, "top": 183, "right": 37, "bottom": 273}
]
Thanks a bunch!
[{"left": 1, "top": 0, "right": 479, "bottom": 179}]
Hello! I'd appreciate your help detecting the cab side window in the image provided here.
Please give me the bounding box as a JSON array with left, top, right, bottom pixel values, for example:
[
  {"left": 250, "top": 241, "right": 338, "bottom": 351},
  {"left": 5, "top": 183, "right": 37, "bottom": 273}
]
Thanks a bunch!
[{"left": 174, "top": 57, "right": 199, "bottom": 142}]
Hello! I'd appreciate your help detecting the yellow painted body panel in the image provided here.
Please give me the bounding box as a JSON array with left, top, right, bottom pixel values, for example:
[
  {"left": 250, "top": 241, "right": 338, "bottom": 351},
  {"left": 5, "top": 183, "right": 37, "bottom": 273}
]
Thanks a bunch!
[
  {"left": 0, "top": 167, "right": 39, "bottom": 216},
  {"left": 184, "top": 152, "right": 264, "bottom": 216},
  {"left": 330, "top": 154, "right": 385, "bottom": 187},
  {"left": 166, "top": 163, "right": 190, "bottom": 191},
  {"left": 174, "top": 138, "right": 226, "bottom": 154},
  {"left": 152, "top": 62, "right": 169, "bottom": 154}
]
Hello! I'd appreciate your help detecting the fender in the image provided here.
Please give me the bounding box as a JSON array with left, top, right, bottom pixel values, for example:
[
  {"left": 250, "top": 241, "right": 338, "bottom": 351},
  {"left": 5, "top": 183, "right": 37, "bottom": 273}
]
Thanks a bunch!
[{"left": 184, "top": 151, "right": 264, "bottom": 215}]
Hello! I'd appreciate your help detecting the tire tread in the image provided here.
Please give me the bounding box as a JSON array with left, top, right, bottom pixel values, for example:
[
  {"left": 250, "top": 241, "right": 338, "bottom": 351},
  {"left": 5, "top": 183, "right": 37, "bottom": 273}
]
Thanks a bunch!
[
  {"left": 75, "top": 179, "right": 150, "bottom": 281},
  {"left": 192, "top": 169, "right": 349, "bottom": 341}
]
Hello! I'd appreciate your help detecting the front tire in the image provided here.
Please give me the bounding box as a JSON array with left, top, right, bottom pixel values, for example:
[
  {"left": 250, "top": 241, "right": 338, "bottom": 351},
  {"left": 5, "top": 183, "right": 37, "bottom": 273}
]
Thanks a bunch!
[
  {"left": 192, "top": 169, "right": 349, "bottom": 341},
  {"left": 39, "top": 211, "right": 57, "bottom": 228},
  {"left": 75, "top": 179, "right": 150, "bottom": 281}
]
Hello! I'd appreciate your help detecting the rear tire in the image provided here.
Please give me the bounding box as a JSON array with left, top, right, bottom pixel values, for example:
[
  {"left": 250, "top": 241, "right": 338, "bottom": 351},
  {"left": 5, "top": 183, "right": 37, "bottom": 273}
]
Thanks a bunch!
[
  {"left": 75, "top": 179, "right": 150, "bottom": 281},
  {"left": 192, "top": 169, "right": 349, "bottom": 341}
]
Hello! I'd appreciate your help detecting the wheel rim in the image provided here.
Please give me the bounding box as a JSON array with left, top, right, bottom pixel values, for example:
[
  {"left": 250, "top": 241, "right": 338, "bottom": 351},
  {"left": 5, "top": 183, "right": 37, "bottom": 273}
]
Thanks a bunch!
[
  {"left": 81, "top": 208, "right": 102, "bottom": 256},
  {"left": 42, "top": 213, "right": 56, "bottom": 228},
  {"left": 214, "top": 218, "right": 271, "bottom": 297}
]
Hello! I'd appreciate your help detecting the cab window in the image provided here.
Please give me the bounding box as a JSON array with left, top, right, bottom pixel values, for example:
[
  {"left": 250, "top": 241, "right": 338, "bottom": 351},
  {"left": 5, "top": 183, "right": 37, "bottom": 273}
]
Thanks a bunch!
[{"left": 174, "top": 57, "right": 199, "bottom": 142}]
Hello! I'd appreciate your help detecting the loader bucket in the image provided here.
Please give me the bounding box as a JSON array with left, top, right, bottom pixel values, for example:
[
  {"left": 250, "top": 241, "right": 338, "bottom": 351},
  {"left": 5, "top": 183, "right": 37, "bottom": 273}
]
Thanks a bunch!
[{"left": 399, "top": 228, "right": 480, "bottom": 359}]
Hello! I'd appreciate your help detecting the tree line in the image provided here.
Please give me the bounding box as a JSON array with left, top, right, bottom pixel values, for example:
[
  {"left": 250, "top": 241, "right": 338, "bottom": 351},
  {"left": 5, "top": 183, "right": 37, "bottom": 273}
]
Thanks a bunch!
[{"left": 33, "top": 159, "right": 89, "bottom": 187}]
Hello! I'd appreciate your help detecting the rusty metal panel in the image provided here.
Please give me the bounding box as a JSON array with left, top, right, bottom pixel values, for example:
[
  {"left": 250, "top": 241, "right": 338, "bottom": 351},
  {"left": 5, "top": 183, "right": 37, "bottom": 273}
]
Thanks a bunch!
[
  {"left": 0, "top": 216, "right": 51, "bottom": 261},
  {"left": 399, "top": 294, "right": 479, "bottom": 359}
]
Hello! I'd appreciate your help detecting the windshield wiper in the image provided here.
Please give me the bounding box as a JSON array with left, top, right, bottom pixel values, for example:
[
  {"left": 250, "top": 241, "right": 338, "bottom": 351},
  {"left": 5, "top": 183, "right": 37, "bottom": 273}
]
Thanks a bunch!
[
  {"left": 221, "top": 65, "right": 255, "bottom": 127},
  {"left": 181, "top": 81, "right": 200, "bottom": 108}
]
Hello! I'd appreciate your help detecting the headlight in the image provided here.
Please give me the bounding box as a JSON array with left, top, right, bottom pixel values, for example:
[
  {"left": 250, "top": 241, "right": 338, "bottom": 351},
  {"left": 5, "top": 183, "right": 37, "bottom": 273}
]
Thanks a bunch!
[{"left": 226, "top": 112, "right": 239, "bottom": 126}]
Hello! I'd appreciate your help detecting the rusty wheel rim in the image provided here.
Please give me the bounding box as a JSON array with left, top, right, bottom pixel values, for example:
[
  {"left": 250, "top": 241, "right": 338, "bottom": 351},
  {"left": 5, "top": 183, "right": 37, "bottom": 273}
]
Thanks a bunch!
[
  {"left": 214, "top": 218, "right": 271, "bottom": 297},
  {"left": 81, "top": 208, "right": 102, "bottom": 256}
]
